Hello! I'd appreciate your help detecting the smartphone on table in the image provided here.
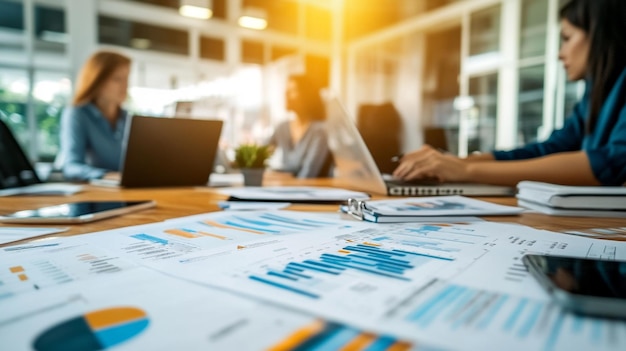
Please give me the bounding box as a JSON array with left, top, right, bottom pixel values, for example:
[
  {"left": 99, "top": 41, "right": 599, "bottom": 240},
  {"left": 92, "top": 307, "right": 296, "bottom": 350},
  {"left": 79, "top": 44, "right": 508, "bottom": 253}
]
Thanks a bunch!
[
  {"left": 0, "top": 200, "right": 156, "bottom": 224},
  {"left": 523, "top": 254, "right": 626, "bottom": 318}
]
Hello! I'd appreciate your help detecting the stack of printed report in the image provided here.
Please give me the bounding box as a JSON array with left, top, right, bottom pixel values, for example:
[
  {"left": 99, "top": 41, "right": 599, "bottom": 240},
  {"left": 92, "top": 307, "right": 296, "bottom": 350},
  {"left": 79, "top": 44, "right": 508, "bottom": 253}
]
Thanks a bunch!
[{"left": 517, "top": 181, "right": 626, "bottom": 217}]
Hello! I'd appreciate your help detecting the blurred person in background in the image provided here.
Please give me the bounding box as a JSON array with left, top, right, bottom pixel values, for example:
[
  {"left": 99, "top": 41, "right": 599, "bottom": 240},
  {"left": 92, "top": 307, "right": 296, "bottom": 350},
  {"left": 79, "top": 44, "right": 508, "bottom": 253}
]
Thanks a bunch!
[
  {"left": 267, "top": 74, "right": 332, "bottom": 178},
  {"left": 394, "top": 0, "right": 626, "bottom": 187},
  {"left": 60, "top": 51, "right": 131, "bottom": 181}
]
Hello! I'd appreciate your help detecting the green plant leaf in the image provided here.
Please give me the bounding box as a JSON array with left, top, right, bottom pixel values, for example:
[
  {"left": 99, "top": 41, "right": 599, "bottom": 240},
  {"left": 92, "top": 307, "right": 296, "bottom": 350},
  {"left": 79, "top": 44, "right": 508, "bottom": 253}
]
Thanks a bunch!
[{"left": 234, "top": 144, "right": 273, "bottom": 168}]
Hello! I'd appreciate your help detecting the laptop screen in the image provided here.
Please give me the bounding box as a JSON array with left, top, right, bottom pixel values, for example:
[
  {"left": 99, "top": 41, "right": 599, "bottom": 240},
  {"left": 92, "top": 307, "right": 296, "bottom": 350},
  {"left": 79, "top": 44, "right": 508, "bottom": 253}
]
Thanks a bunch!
[
  {"left": 0, "top": 119, "right": 40, "bottom": 189},
  {"left": 324, "top": 98, "right": 514, "bottom": 197},
  {"left": 325, "top": 97, "right": 388, "bottom": 195},
  {"left": 117, "top": 116, "right": 223, "bottom": 188}
]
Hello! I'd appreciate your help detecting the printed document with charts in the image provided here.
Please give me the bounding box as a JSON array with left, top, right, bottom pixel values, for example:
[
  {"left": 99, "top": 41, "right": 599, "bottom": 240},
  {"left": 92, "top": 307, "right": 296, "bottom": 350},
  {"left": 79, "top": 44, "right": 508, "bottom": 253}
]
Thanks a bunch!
[{"left": 342, "top": 195, "right": 523, "bottom": 222}]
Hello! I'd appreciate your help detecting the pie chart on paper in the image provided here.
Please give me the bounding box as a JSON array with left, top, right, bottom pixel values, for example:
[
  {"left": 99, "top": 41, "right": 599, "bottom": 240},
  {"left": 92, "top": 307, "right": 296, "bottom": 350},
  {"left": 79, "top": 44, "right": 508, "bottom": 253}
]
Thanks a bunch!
[{"left": 33, "top": 307, "right": 149, "bottom": 351}]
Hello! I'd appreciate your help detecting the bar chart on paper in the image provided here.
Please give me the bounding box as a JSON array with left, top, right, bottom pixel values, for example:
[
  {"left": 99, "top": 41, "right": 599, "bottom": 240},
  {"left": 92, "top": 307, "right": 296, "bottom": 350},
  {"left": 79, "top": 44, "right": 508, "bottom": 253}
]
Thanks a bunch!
[
  {"left": 250, "top": 244, "right": 428, "bottom": 299},
  {"left": 390, "top": 280, "right": 626, "bottom": 351},
  {"left": 0, "top": 249, "right": 135, "bottom": 300},
  {"left": 267, "top": 319, "right": 414, "bottom": 351},
  {"left": 117, "top": 212, "right": 355, "bottom": 261},
  {"left": 32, "top": 307, "right": 149, "bottom": 351},
  {"left": 123, "top": 233, "right": 201, "bottom": 261},
  {"left": 245, "top": 237, "right": 456, "bottom": 301},
  {"left": 198, "top": 211, "right": 353, "bottom": 235}
]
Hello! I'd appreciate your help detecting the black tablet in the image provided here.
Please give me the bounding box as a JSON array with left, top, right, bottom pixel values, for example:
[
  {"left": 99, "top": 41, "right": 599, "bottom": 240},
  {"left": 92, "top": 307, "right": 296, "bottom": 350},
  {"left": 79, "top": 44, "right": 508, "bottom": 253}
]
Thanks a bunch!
[
  {"left": 523, "top": 254, "right": 626, "bottom": 318},
  {"left": 0, "top": 200, "right": 156, "bottom": 224}
]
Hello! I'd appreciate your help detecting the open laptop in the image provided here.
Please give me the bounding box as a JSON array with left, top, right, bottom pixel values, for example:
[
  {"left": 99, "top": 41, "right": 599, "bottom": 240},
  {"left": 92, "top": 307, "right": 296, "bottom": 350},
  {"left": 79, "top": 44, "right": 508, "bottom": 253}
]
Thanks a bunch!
[
  {"left": 92, "top": 116, "right": 223, "bottom": 188},
  {"left": 325, "top": 98, "right": 514, "bottom": 196},
  {"left": 0, "top": 119, "right": 82, "bottom": 196}
]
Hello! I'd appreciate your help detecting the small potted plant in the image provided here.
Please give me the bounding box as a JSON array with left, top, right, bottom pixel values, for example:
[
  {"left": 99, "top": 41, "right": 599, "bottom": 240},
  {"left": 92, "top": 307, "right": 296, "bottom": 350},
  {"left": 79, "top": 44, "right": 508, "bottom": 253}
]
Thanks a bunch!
[{"left": 233, "top": 144, "right": 273, "bottom": 186}]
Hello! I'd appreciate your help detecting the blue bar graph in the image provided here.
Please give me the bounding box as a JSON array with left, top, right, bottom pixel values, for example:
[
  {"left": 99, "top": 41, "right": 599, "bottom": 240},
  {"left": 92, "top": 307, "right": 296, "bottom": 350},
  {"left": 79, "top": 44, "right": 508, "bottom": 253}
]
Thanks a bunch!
[
  {"left": 400, "top": 240, "right": 461, "bottom": 253},
  {"left": 363, "top": 336, "right": 400, "bottom": 351},
  {"left": 517, "top": 302, "right": 544, "bottom": 338},
  {"left": 259, "top": 213, "right": 337, "bottom": 228},
  {"left": 404, "top": 231, "right": 476, "bottom": 245},
  {"left": 221, "top": 220, "right": 282, "bottom": 234},
  {"left": 413, "top": 225, "right": 444, "bottom": 232},
  {"left": 402, "top": 283, "right": 625, "bottom": 351},
  {"left": 269, "top": 321, "right": 410, "bottom": 350},
  {"left": 303, "top": 324, "right": 359, "bottom": 351},
  {"left": 202, "top": 212, "right": 345, "bottom": 235},
  {"left": 248, "top": 244, "right": 441, "bottom": 299},
  {"left": 131, "top": 234, "right": 168, "bottom": 245}
]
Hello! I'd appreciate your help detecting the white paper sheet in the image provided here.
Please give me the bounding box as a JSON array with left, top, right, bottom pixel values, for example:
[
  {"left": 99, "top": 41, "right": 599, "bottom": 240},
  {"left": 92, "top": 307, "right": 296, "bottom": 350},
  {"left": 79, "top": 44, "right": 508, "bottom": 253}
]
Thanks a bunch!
[
  {"left": 0, "top": 227, "right": 67, "bottom": 245},
  {"left": 75, "top": 211, "right": 366, "bottom": 263},
  {"left": 80, "top": 218, "right": 626, "bottom": 351},
  {"left": 0, "top": 242, "right": 137, "bottom": 300},
  {"left": 0, "top": 252, "right": 417, "bottom": 351},
  {"left": 0, "top": 183, "right": 82, "bottom": 197},
  {"left": 218, "top": 201, "right": 291, "bottom": 211},
  {"left": 220, "top": 186, "right": 370, "bottom": 202},
  {"left": 380, "top": 278, "right": 626, "bottom": 351},
  {"left": 4, "top": 209, "right": 626, "bottom": 351}
]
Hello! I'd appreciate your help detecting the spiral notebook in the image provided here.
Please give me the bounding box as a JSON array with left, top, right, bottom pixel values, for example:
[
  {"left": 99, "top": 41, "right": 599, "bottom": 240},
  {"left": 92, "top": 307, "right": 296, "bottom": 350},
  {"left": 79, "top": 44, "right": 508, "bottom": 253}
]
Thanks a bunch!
[{"left": 341, "top": 196, "right": 523, "bottom": 223}]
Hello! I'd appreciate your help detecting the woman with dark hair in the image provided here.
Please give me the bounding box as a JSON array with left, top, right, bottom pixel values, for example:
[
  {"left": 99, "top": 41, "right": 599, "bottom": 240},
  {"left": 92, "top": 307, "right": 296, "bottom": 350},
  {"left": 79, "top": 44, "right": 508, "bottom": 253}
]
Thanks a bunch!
[
  {"left": 60, "top": 51, "right": 131, "bottom": 181},
  {"left": 267, "top": 75, "right": 331, "bottom": 178},
  {"left": 394, "top": 0, "right": 626, "bottom": 187}
]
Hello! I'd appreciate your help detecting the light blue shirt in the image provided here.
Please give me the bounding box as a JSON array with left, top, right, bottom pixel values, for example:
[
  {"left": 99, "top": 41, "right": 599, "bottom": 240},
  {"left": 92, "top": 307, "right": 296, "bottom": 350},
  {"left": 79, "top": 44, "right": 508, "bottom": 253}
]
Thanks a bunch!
[
  {"left": 493, "top": 68, "right": 626, "bottom": 185},
  {"left": 60, "top": 104, "right": 127, "bottom": 180},
  {"left": 268, "top": 121, "right": 330, "bottom": 178}
]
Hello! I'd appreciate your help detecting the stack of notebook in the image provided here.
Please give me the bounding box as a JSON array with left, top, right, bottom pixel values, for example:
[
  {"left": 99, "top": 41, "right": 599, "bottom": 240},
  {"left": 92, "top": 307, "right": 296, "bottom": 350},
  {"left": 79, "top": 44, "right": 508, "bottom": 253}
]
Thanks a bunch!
[{"left": 517, "top": 181, "right": 626, "bottom": 217}]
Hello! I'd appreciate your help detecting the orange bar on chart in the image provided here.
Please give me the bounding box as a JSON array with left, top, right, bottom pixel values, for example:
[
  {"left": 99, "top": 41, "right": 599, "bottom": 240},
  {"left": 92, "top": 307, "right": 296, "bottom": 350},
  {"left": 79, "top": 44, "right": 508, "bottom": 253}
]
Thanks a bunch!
[
  {"left": 197, "top": 231, "right": 228, "bottom": 240},
  {"left": 202, "top": 220, "right": 264, "bottom": 235},
  {"left": 77, "top": 254, "right": 98, "bottom": 261},
  {"left": 267, "top": 320, "right": 326, "bottom": 351},
  {"left": 18, "top": 274, "right": 28, "bottom": 281},
  {"left": 85, "top": 307, "right": 147, "bottom": 329},
  {"left": 362, "top": 242, "right": 381, "bottom": 247},
  {"left": 387, "top": 341, "right": 413, "bottom": 351},
  {"left": 164, "top": 229, "right": 198, "bottom": 239},
  {"left": 9, "top": 266, "right": 24, "bottom": 273},
  {"left": 338, "top": 249, "right": 351, "bottom": 254},
  {"left": 339, "top": 332, "right": 376, "bottom": 351}
]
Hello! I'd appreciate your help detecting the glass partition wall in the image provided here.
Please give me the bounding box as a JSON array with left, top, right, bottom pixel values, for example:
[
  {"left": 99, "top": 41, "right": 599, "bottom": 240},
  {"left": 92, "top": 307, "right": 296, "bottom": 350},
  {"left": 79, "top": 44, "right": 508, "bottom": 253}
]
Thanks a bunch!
[
  {"left": 0, "top": 0, "right": 69, "bottom": 162},
  {"left": 3, "top": 0, "right": 585, "bottom": 166},
  {"left": 347, "top": 0, "right": 583, "bottom": 158}
]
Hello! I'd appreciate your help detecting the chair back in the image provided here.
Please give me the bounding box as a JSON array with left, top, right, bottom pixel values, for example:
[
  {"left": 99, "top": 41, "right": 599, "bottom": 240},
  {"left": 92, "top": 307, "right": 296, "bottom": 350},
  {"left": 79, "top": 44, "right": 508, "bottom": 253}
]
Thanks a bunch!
[{"left": 356, "top": 102, "right": 403, "bottom": 174}]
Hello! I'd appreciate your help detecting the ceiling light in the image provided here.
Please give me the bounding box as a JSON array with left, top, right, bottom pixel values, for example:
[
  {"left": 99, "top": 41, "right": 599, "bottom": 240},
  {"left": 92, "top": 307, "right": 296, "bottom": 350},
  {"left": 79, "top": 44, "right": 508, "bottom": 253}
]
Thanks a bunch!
[
  {"left": 238, "top": 7, "right": 268, "bottom": 30},
  {"left": 179, "top": 0, "right": 213, "bottom": 20},
  {"left": 130, "top": 38, "right": 151, "bottom": 50}
]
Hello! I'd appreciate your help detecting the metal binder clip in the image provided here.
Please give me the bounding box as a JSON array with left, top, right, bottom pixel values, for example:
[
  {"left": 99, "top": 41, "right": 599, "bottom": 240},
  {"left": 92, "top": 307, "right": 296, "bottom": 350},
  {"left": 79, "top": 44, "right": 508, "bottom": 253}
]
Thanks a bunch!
[{"left": 347, "top": 198, "right": 366, "bottom": 220}]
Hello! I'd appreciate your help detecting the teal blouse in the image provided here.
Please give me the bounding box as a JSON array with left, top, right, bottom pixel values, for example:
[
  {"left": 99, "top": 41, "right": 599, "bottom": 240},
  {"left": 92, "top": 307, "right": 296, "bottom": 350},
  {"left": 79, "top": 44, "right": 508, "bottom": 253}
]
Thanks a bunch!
[{"left": 493, "top": 68, "right": 626, "bottom": 185}]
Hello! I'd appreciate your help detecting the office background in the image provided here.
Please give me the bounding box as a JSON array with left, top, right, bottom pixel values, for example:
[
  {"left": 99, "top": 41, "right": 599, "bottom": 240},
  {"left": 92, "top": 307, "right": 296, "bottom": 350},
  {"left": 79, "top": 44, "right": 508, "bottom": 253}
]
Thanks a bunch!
[{"left": 0, "top": 0, "right": 581, "bottom": 165}]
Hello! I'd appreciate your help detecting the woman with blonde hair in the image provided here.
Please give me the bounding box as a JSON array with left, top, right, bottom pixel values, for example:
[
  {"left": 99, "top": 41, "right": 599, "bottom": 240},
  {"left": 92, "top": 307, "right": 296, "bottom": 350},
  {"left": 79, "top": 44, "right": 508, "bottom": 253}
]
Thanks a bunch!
[{"left": 60, "top": 50, "right": 131, "bottom": 180}]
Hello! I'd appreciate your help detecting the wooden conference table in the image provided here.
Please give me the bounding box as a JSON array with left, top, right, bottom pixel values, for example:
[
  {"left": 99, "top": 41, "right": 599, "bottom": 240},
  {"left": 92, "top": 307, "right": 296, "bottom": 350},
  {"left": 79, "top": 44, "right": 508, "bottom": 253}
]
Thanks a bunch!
[{"left": 1, "top": 176, "right": 626, "bottom": 247}]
